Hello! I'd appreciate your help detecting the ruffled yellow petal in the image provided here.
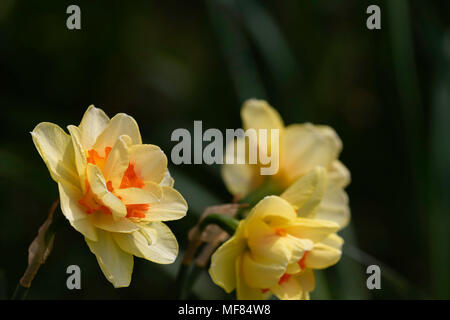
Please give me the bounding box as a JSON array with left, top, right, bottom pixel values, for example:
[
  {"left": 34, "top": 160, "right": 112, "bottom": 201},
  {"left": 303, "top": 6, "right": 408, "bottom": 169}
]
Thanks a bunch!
[
  {"left": 285, "top": 262, "right": 301, "bottom": 274},
  {"left": 160, "top": 170, "right": 174, "bottom": 187},
  {"left": 113, "top": 222, "right": 178, "bottom": 264},
  {"left": 93, "top": 113, "right": 142, "bottom": 151},
  {"left": 245, "top": 196, "right": 297, "bottom": 227},
  {"left": 279, "top": 218, "right": 339, "bottom": 244},
  {"left": 85, "top": 229, "right": 133, "bottom": 288},
  {"left": 221, "top": 163, "right": 257, "bottom": 197},
  {"left": 209, "top": 226, "right": 246, "bottom": 293},
  {"left": 241, "top": 100, "right": 282, "bottom": 172},
  {"left": 142, "top": 181, "right": 163, "bottom": 198},
  {"left": 241, "top": 251, "right": 285, "bottom": 288},
  {"left": 327, "top": 160, "right": 351, "bottom": 189},
  {"left": 271, "top": 276, "right": 303, "bottom": 300},
  {"left": 246, "top": 218, "right": 313, "bottom": 265},
  {"left": 103, "top": 135, "right": 131, "bottom": 188},
  {"left": 67, "top": 125, "right": 87, "bottom": 192},
  {"left": 114, "top": 187, "right": 159, "bottom": 205},
  {"left": 58, "top": 180, "right": 87, "bottom": 221},
  {"left": 31, "top": 122, "right": 78, "bottom": 185},
  {"left": 89, "top": 213, "right": 139, "bottom": 233},
  {"left": 235, "top": 255, "right": 269, "bottom": 300},
  {"left": 283, "top": 235, "right": 314, "bottom": 264},
  {"left": 280, "top": 124, "right": 341, "bottom": 185},
  {"left": 241, "top": 99, "right": 284, "bottom": 132},
  {"left": 221, "top": 136, "right": 261, "bottom": 197},
  {"left": 295, "top": 269, "right": 315, "bottom": 294},
  {"left": 144, "top": 186, "right": 188, "bottom": 221},
  {"left": 69, "top": 219, "right": 98, "bottom": 242},
  {"left": 270, "top": 270, "right": 314, "bottom": 300},
  {"left": 315, "top": 187, "right": 350, "bottom": 229},
  {"left": 305, "top": 243, "right": 342, "bottom": 269},
  {"left": 315, "top": 125, "right": 342, "bottom": 154},
  {"left": 321, "top": 233, "right": 344, "bottom": 250},
  {"left": 281, "top": 166, "right": 326, "bottom": 217},
  {"left": 78, "top": 105, "right": 110, "bottom": 150},
  {"left": 129, "top": 144, "right": 167, "bottom": 184},
  {"left": 58, "top": 178, "right": 98, "bottom": 241}
]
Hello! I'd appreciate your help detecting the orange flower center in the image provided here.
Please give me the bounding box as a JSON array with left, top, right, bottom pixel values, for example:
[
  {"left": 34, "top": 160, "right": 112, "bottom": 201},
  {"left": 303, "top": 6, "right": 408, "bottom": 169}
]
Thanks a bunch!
[
  {"left": 87, "top": 147, "right": 112, "bottom": 171},
  {"left": 125, "top": 204, "right": 149, "bottom": 219},
  {"left": 78, "top": 146, "right": 149, "bottom": 219},
  {"left": 120, "top": 163, "right": 145, "bottom": 189}
]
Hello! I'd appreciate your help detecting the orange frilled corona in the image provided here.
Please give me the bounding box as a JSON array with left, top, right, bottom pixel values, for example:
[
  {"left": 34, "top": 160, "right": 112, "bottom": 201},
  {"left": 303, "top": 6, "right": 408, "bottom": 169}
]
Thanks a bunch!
[{"left": 79, "top": 146, "right": 148, "bottom": 218}]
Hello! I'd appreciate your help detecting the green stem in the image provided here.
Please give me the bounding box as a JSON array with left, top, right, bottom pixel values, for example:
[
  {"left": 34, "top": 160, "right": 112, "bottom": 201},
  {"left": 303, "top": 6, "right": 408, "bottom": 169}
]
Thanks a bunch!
[
  {"left": 11, "top": 284, "right": 29, "bottom": 300},
  {"left": 176, "top": 262, "right": 193, "bottom": 300},
  {"left": 177, "top": 264, "right": 204, "bottom": 300},
  {"left": 184, "top": 265, "right": 203, "bottom": 299}
]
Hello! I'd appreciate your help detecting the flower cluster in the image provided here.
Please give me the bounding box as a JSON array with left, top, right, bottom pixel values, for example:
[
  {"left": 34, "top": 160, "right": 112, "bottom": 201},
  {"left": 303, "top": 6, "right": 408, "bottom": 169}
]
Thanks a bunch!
[
  {"left": 209, "top": 100, "right": 350, "bottom": 299},
  {"left": 31, "top": 100, "right": 350, "bottom": 299}
]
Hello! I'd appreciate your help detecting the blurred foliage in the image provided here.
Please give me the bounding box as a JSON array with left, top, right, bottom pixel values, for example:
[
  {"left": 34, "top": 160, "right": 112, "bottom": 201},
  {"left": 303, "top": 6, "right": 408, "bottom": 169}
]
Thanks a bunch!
[{"left": 1, "top": 0, "right": 450, "bottom": 299}]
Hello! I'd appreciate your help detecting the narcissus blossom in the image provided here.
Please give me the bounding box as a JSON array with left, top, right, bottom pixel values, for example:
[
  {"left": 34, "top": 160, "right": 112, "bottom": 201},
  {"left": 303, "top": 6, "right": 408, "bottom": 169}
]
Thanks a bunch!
[
  {"left": 209, "top": 183, "right": 342, "bottom": 300},
  {"left": 32, "top": 105, "right": 187, "bottom": 287},
  {"left": 222, "top": 99, "right": 350, "bottom": 229}
]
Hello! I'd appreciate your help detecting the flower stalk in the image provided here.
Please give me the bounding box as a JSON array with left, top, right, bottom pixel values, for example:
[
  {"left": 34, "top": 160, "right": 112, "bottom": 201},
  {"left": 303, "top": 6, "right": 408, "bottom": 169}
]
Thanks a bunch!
[
  {"left": 199, "top": 214, "right": 239, "bottom": 235},
  {"left": 12, "top": 200, "right": 62, "bottom": 300},
  {"left": 176, "top": 204, "right": 241, "bottom": 299}
]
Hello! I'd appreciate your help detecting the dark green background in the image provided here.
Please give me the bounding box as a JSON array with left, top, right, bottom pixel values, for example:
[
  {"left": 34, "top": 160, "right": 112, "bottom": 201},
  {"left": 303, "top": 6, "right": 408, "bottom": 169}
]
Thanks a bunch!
[{"left": 0, "top": 0, "right": 449, "bottom": 299}]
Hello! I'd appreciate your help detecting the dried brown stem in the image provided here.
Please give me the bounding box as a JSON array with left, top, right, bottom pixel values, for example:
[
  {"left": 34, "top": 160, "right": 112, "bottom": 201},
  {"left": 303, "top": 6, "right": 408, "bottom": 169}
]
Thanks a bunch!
[{"left": 19, "top": 199, "right": 59, "bottom": 288}]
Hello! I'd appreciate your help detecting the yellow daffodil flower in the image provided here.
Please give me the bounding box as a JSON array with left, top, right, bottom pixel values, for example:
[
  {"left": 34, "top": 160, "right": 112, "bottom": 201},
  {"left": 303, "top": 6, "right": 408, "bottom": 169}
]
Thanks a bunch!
[
  {"left": 31, "top": 105, "right": 188, "bottom": 287},
  {"left": 209, "top": 186, "right": 342, "bottom": 300},
  {"left": 222, "top": 99, "right": 350, "bottom": 229}
]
